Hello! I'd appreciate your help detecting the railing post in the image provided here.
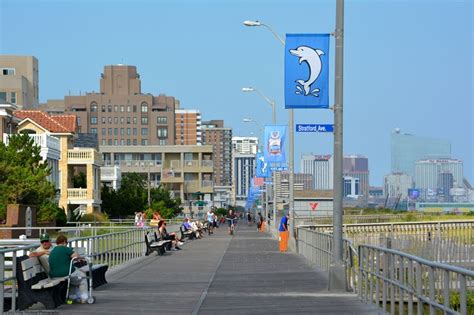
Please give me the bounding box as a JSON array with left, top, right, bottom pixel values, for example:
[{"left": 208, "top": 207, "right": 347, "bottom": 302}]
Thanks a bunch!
[{"left": 0, "top": 253, "right": 5, "bottom": 313}]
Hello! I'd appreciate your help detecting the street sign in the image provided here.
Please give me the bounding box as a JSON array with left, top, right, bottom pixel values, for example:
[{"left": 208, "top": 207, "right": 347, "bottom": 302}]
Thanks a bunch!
[{"left": 296, "top": 124, "right": 334, "bottom": 133}]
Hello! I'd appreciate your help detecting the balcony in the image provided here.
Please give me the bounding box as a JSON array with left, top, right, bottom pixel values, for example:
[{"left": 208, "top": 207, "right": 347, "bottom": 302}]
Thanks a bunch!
[
  {"left": 170, "top": 160, "right": 182, "bottom": 170},
  {"left": 114, "top": 160, "right": 162, "bottom": 173},
  {"left": 161, "top": 168, "right": 183, "bottom": 183},
  {"left": 67, "top": 188, "right": 100, "bottom": 203},
  {"left": 201, "top": 180, "right": 214, "bottom": 193},
  {"left": 101, "top": 166, "right": 121, "bottom": 181},
  {"left": 3, "top": 133, "right": 60, "bottom": 160},
  {"left": 68, "top": 148, "right": 102, "bottom": 165},
  {"left": 201, "top": 160, "right": 213, "bottom": 172},
  {"left": 184, "top": 180, "right": 200, "bottom": 192}
]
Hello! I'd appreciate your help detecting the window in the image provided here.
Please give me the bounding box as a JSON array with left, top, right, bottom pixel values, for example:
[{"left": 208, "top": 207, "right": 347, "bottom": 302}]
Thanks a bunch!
[
  {"left": 133, "top": 139, "right": 137, "bottom": 145},
  {"left": 2, "top": 68, "right": 15, "bottom": 75},
  {"left": 114, "top": 117, "right": 118, "bottom": 124},
  {"left": 114, "top": 105, "right": 118, "bottom": 112},
  {"left": 90, "top": 128, "right": 97, "bottom": 134},
  {"left": 120, "top": 128, "right": 124, "bottom": 136},
  {"left": 133, "top": 105, "right": 137, "bottom": 112},
  {"left": 101, "top": 105, "right": 106, "bottom": 112},
  {"left": 108, "top": 105, "right": 112, "bottom": 113},
  {"left": 102, "top": 139, "right": 106, "bottom": 146},
  {"left": 141, "top": 139, "right": 148, "bottom": 145},
  {"left": 133, "top": 117, "right": 137, "bottom": 124},
  {"left": 10, "top": 92, "right": 16, "bottom": 104},
  {"left": 108, "top": 139, "right": 112, "bottom": 145},
  {"left": 127, "top": 117, "right": 131, "bottom": 124},
  {"left": 141, "top": 102, "right": 148, "bottom": 112},
  {"left": 127, "top": 128, "right": 131, "bottom": 135},
  {"left": 0, "top": 92, "right": 6, "bottom": 102},
  {"left": 114, "top": 128, "right": 118, "bottom": 135},
  {"left": 102, "top": 117, "right": 106, "bottom": 124},
  {"left": 114, "top": 139, "right": 118, "bottom": 145},
  {"left": 133, "top": 128, "right": 137, "bottom": 135},
  {"left": 141, "top": 128, "right": 148, "bottom": 136},
  {"left": 157, "top": 127, "right": 168, "bottom": 138},
  {"left": 157, "top": 116, "right": 167, "bottom": 124},
  {"left": 108, "top": 117, "right": 112, "bottom": 124},
  {"left": 159, "top": 139, "right": 167, "bottom": 145},
  {"left": 77, "top": 117, "right": 81, "bottom": 125},
  {"left": 120, "top": 139, "right": 125, "bottom": 145},
  {"left": 120, "top": 117, "right": 124, "bottom": 124},
  {"left": 120, "top": 105, "right": 125, "bottom": 112},
  {"left": 90, "top": 117, "right": 97, "bottom": 125},
  {"left": 127, "top": 139, "right": 131, "bottom": 146},
  {"left": 141, "top": 117, "right": 148, "bottom": 125},
  {"left": 102, "top": 128, "right": 106, "bottom": 135},
  {"left": 90, "top": 102, "right": 98, "bottom": 112},
  {"left": 127, "top": 105, "right": 131, "bottom": 112},
  {"left": 108, "top": 128, "right": 112, "bottom": 135}
]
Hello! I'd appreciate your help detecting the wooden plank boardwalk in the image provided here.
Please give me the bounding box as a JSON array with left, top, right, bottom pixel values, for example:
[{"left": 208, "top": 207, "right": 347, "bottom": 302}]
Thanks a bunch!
[{"left": 57, "top": 224, "right": 380, "bottom": 314}]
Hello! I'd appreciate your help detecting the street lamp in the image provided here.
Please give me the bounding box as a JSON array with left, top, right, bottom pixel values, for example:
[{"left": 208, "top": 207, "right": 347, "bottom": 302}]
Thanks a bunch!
[
  {"left": 241, "top": 87, "right": 276, "bottom": 124},
  {"left": 243, "top": 20, "right": 295, "bottom": 243}
]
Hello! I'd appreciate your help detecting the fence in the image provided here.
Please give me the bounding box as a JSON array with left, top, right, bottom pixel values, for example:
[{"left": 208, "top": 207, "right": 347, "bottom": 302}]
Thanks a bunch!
[
  {"left": 295, "top": 225, "right": 474, "bottom": 314},
  {"left": 294, "top": 213, "right": 432, "bottom": 226},
  {"left": 358, "top": 244, "right": 474, "bottom": 314},
  {"left": 0, "top": 226, "right": 171, "bottom": 313}
]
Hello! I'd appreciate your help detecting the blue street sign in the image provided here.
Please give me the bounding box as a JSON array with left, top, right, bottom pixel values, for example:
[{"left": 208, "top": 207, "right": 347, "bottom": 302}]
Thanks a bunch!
[{"left": 296, "top": 124, "right": 334, "bottom": 133}]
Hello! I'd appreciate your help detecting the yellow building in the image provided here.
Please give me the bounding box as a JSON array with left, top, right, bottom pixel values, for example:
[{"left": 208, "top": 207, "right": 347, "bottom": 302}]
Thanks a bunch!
[{"left": 7, "top": 111, "right": 102, "bottom": 214}]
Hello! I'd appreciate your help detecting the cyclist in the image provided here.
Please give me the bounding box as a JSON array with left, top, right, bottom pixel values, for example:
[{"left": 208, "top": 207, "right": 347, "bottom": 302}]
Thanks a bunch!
[{"left": 226, "top": 209, "right": 237, "bottom": 235}]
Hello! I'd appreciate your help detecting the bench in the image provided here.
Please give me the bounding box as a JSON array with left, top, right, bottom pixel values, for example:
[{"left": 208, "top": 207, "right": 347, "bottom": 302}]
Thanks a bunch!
[
  {"left": 180, "top": 225, "right": 196, "bottom": 240},
  {"left": 144, "top": 232, "right": 170, "bottom": 256},
  {"left": 73, "top": 247, "right": 108, "bottom": 288},
  {"left": 17, "top": 255, "right": 67, "bottom": 310}
]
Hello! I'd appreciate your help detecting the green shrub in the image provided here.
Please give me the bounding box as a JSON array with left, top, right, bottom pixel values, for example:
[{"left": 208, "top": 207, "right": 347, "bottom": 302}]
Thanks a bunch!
[
  {"left": 79, "top": 212, "right": 109, "bottom": 223},
  {"left": 37, "top": 200, "right": 67, "bottom": 226}
]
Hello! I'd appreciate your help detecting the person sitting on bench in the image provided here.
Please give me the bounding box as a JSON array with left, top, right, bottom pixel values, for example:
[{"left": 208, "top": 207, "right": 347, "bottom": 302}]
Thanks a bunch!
[
  {"left": 158, "top": 221, "right": 183, "bottom": 250},
  {"left": 49, "top": 235, "right": 88, "bottom": 303},
  {"left": 29, "top": 233, "right": 54, "bottom": 275}
]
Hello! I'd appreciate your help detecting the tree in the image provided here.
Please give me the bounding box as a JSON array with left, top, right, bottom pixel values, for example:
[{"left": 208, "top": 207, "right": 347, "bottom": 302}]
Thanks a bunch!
[
  {"left": 0, "top": 133, "right": 56, "bottom": 219},
  {"left": 148, "top": 185, "right": 182, "bottom": 219}
]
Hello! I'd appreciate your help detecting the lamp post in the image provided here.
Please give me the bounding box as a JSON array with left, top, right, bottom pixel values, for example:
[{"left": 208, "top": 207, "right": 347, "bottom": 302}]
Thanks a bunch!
[
  {"left": 242, "top": 87, "right": 276, "bottom": 125},
  {"left": 243, "top": 20, "right": 295, "bottom": 243}
]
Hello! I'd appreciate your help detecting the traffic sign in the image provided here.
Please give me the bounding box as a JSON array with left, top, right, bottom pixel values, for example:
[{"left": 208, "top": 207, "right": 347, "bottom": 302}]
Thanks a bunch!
[{"left": 296, "top": 124, "right": 334, "bottom": 133}]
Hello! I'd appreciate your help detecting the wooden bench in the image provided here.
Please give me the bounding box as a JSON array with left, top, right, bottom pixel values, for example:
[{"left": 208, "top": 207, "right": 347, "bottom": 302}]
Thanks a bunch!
[
  {"left": 144, "top": 232, "right": 170, "bottom": 256},
  {"left": 17, "top": 255, "right": 67, "bottom": 310}
]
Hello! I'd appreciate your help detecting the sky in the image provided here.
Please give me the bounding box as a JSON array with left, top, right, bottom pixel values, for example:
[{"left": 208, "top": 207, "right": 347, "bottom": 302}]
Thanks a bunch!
[{"left": 1, "top": 0, "right": 472, "bottom": 186}]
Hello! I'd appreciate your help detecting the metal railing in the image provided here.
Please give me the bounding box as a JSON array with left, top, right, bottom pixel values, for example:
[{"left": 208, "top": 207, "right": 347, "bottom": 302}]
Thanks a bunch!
[
  {"left": 296, "top": 226, "right": 357, "bottom": 290},
  {"left": 0, "top": 226, "right": 175, "bottom": 312},
  {"left": 358, "top": 244, "right": 474, "bottom": 315}
]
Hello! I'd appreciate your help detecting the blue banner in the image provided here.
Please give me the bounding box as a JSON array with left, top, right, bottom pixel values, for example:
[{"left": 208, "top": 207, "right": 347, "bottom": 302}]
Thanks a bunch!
[
  {"left": 264, "top": 125, "right": 287, "bottom": 163},
  {"left": 256, "top": 152, "right": 271, "bottom": 178},
  {"left": 285, "top": 34, "right": 330, "bottom": 109}
]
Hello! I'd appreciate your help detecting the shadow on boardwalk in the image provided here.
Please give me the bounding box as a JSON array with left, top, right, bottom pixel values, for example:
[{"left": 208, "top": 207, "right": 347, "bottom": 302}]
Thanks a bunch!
[{"left": 57, "top": 224, "right": 379, "bottom": 314}]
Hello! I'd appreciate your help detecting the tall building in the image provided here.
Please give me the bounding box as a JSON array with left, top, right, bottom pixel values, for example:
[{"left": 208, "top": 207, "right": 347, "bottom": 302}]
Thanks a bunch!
[
  {"left": 438, "top": 172, "right": 454, "bottom": 202},
  {"left": 202, "top": 120, "right": 233, "bottom": 186},
  {"left": 233, "top": 153, "right": 255, "bottom": 206},
  {"left": 415, "top": 158, "right": 463, "bottom": 192},
  {"left": 232, "top": 136, "right": 259, "bottom": 154},
  {"left": 391, "top": 128, "right": 451, "bottom": 177},
  {"left": 0, "top": 55, "right": 39, "bottom": 108},
  {"left": 281, "top": 172, "right": 314, "bottom": 191},
  {"left": 301, "top": 154, "right": 333, "bottom": 189},
  {"left": 43, "top": 65, "right": 177, "bottom": 146},
  {"left": 343, "top": 155, "right": 369, "bottom": 199},
  {"left": 175, "top": 109, "right": 201, "bottom": 145},
  {"left": 384, "top": 172, "right": 413, "bottom": 199}
]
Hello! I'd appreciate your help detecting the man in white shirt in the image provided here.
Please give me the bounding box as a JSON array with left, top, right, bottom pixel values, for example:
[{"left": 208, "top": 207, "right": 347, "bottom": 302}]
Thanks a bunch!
[{"left": 29, "top": 233, "right": 53, "bottom": 275}]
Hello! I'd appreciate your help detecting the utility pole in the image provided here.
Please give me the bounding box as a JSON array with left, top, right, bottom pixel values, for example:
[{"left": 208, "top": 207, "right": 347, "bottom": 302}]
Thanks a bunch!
[{"left": 329, "top": 0, "right": 347, "bottom": 291}]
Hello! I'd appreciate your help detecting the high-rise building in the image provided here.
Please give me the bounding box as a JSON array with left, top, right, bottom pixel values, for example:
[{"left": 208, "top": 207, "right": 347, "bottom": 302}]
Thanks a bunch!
[
  {"left": 301, "top": 154, "right": 333, "bottom": 189},
  {"left": 232, "top": 136, "right": 259, "bottom": 155},
  {"left": 175, "top": 109, "right": 201, "bottom": 145},
  {"left": 343, "top": 155, "right": 369, "bottom": 199},
  {"left": 415, "top": 158, "right": 463, "bottom": 192},
  {"left": 281, "top": 172, "right": 314, "bottom": 191},
  {"left": 202, "top": 120, "right": 233, "bottom": 186},
  {"left": 384, "top": 172, "right": 413, "bottom": 199},
  {"left": 42, "top": 65, "right": 177, "bottom": 146},
  {"left": 0, "top": 55, "right": 39, "bottom": 108},
  {"left": 233, "top": 153, "right": 255, "bottom": 206},
  {"left": 391, "top": 128, "right": 451, "bottom": 177},
  {"left": 438, "top": 172, "right": 454, "bottom": 202}
]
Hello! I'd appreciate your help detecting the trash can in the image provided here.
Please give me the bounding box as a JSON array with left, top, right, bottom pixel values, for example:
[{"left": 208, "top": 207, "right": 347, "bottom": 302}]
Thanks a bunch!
[{"left": 279, "top": 230, "right": 289, "bottom": 252}]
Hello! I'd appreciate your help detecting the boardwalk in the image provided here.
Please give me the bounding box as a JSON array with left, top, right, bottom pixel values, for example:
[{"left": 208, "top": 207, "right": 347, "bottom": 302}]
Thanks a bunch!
[{"left": 58, "top": 224, "right": 379, "bottom": 314}]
